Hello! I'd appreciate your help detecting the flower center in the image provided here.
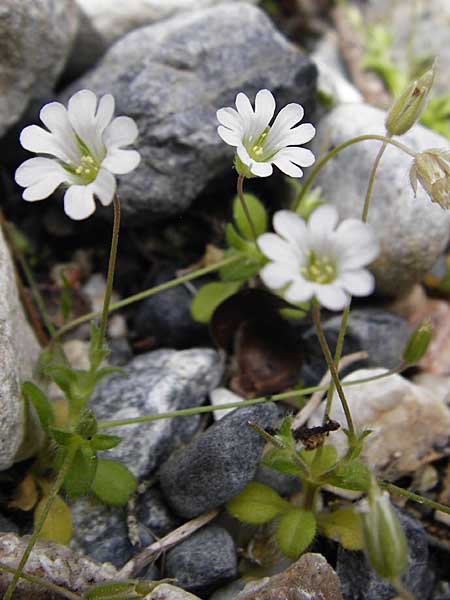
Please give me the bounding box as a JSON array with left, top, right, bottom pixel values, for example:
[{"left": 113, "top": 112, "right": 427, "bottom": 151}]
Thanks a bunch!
[
  {"left": 248, "top": 128, "right": 270, "bottom": 161},
  {"left": 301, "top": 250, "right": 336, "bottom": 284}
]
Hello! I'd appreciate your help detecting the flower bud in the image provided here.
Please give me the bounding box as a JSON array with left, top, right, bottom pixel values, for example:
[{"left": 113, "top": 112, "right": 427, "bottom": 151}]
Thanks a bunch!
[
  {"left": 358, "top": 481, "right": 408, "bottom": 580},
  {"left": 410, "top": 149, "right": 450, "bottom": 209},
  {"left": 386, "top": 61, "right": 436, "bottom": 136},
  {"left": 402, "top": 318, "right": 433, "bottom": 364}
]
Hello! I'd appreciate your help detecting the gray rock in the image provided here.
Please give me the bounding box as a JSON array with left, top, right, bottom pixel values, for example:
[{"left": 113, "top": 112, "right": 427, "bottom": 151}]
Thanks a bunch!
[
  {"left": 0, "top": 513, "right": 19, "bottom": 534},
  {"left": 300, "top": 308, "right": 412, "bottom": 386},
  {"left": 0, "top": 227, "right": 42, "bottom": 470},
  {"left": 62, "top": 3, "right": 317, "bottom": 221},
  {"left": 147, "top": 584, "right": 203, "bottom": 599},
  {"left": 311, "top": 103, "right": 450, "bottom": 296},
  {"left": 337, "top": 509, "right": 433, "bottom": 600},
  {"left": 237, "top": 552, "right": 343, "bottom": 599},
  {"left": 358, "top": 0, "right": 450, "bottom": 96},
  {"left": 137, "top": 486, "right": 181, "bottom": 539},
  {"left": 0, "top": 0, "right": 79, "bottom": 137},
  {"left": 89, "top": 348, "right": 223, "bottom": 479},
  {"left": 159, "top": 402, "right": 279, "bottom": 518},
  {"left": 166, "top": 525, "right": 237, "bottom": 593}
]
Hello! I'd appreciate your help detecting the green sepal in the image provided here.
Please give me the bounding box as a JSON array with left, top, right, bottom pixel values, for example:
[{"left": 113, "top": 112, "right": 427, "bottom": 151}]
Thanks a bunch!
[
  {"left": 90, "top": 433, "right": 122, "bottom": 451},
  {"left": 64, "top": 443, "right": 98, "bottom": 498},
  {"left": 91, "top": 459, "right": 137, "bottom": 506},
  {"left": 226, "top": 482, "right": 289, "bottom": 525},
  {"left": 191, "top": 280, "right": 242, "bottom": 323},
  {"left": 22, "top": 381, "right": 54, "bottom": 432},
  {"left": 232, "top": 193, "right": 267, "bottom": 240},
  {"left": 276, "top": 508, "right": 316, "bottom": 559}
]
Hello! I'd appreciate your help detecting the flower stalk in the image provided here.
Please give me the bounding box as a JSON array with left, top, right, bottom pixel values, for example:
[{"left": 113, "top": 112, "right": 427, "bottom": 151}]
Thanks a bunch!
[{"left": 237, "top": 175, "right": 257, "bottom": 241}]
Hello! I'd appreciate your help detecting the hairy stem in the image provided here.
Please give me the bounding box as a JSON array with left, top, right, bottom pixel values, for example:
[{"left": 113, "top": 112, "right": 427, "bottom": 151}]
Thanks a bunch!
[
  {"left": 323, "top": 302, "right": 350, "bottom": 423},
  {"left": 51, "top": 254, "right": 241, "bottom": 342},
  {"left": 381, "top": 481, "right": 450, "bottom": 517},
  {"left": 292, "top": 134, "right": 416, "bottom": 212},
  {"left": 237, "top": 174, "right": 257, "bottom": 241},
  {"left": 3, "top": 444, "right": 77, "bottom": 600},
  {"left": 98, "top": 193, "right": 121, "bottom": 346},
  {"left": 362, "top": 138, "right": 390, "bottom": 223},
  {"left": 311, "top": 302, "right": 356, "bottom": 444}
]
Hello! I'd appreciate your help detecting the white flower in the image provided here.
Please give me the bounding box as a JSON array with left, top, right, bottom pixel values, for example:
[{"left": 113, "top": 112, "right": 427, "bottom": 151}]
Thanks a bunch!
[
  {"left": 216, "top": 89, "right": 315, "bottom": 178},
  {"left": 257, "top": 205, "right": 379, "bottom": 311},
  {"left": 15, "top": 89, "right": 141, "bottom": 220}
]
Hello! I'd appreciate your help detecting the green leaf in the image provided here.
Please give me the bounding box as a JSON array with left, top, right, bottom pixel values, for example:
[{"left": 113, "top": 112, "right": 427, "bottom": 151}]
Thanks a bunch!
[
  {"left": 311, "top": 445, "right": 338, "bottom": 478},
  {"left": 233, "top": 193, "right": 267, "bottom": 239},
  {"left": 92, "top": 459, "right": 137, "bottom": 506},
  {"left": 35, "top": 494, "right": 72, "bottom": 544},
  {"left": 262, "top": 448, "right": 303, "bottom": 477},
  {"left": 276, "top": 508, "right": 316, "bottom": 559},
  {"left": 64, "top": 443, "right": 98, "bottom": 498},
  {"left": 190, "top": 281, "right": 241, "bottom": 323},
  {"left": 219, "top": 249, "right": 264, "bottom": 282},
  {"left": 318, "top": 507, "right": 363, "bottom": 550},
  {"left": 22, "top": 381, "right": 54, "bottom": 432},
  {"left": 44, "top": 363, "right": 79, "bottom": 398},
  {"left": 50, "top": 427, "right": 77, "bottom": 447},
  {"left": 226, "top": 482, "right": 289, "bottom": 524},
  {"left": 277, "top": 415, "right": 295, "bottom": 447},
  {"left": 327, "top": 460, "right": 371, "bottom": 492},
  {"left": 225, "top": 224, "right": 251, "bottom": 252},
  {"left": 91, "top": 433, "right": 122, "bottom": 451}
]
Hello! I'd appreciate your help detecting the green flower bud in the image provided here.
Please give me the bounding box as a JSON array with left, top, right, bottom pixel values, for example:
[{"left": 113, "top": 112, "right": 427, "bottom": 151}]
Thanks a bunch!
[
  {"left": 410, "top": 149, "right": 450, "bottom": 209},
  {"left": 386, "top": 61, "right": 436, "bottom": 136},
  {"left": 402, "top": 318, "right": 433, "bottom": 364},
  {"left": 358, "top": 482, "right": 408, "bottom": 580},
  {"left": 75, "top": 408, "right": 98, "bottom": 439}
]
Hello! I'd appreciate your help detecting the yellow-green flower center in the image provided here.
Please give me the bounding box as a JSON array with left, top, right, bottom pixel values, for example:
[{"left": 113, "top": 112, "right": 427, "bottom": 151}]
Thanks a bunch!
[
  {"left": 72, "top": 154, "right": 99, "bottom": 184},
  {"left": 248, "top": 128, "right": 270, "bottom": 161},
  {"left": 301, "top": 250, "right": 336, "bottom": 284}
]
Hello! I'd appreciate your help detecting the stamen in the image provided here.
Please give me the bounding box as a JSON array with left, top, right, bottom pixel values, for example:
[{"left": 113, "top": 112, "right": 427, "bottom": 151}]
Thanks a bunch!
[{"left": 301, "top": 250, "right": 336, "bottom": 284}]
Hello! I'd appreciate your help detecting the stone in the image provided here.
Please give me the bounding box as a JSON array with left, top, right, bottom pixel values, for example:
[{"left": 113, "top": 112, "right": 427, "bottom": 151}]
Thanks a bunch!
[
  {"left": 62, "top": 3, "right": 317, "bottom": 221},
  {"left": 236, "top": 552, "right": 343, "bottom": 599},
  {"left": 0, "top": 532, "right": 117, "bottom": 598},
  {"left": 89, "top": 348, "right": 224, "bottom": 479},
  {"left": 310, "top": 103, "right": 450, "bottom": 296},
  {"left": 137, "top": 486, "right": 181, "bottom": 539},
  {"left": 159, "top": 402, "right": 279, "bottom": 518},
  {"left": 337, "top": 509, "right": 433, "bottom": 600},
  {"left": 0, "top": 0, "right": 79, "bottom": 137},
  {"left": 359, "top": 0, "right": 450, "bottom": 96},
  {"left": 0, "top": 227, "right": 42, "bottom": 470},
  {"left": 209, "top": 388, "right": 244, "bottom": 421},
  {"left": 74, "top": 0, "right": 259, "bottom": 46},
  {"left": 165, "top": 525, "right": 237, "bottom": 593},
  {"left": 133, "top": 266, "right": 208, "bottom": 349},
  {"left": 309, "top": 368, "right": 450, "bottom": 480},
  {"left": 147, "top": 584, "right": 202, "bottom": 599},
  {"left": 300, "top": 308, "right": 412, "bottom": 386}
]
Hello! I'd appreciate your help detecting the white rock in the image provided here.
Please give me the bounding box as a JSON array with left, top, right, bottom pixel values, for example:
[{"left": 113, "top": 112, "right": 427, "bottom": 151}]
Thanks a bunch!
[
  {"left": 0, "top": 227, "right": 42, "bottom": 470},
  {"left": 309, "top": 368, "right": 450, "bottom": 480},
  {"left": 75, "top": 0, "right": 258, "bottom": 44},
  {"left": 209, "top": 387, "right": 244, "bottom": 420},
  {"left": 146, "top": 583, "right": 202, "bottom": 599}
]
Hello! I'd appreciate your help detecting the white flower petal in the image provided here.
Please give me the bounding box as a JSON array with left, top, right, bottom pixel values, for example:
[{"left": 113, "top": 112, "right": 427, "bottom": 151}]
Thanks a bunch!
[
  {"left": 339, "top": 269, "right": 375, "bottom": 296},
  {"left": 308, "top": 205, "right": 339, "bottom": 235},
  {"left": 315, "top": 284, "right": 349, "bottom": 311},
  {"left": 91, "top": 168, "right": 116, "bottom": 206},
  {"left": 254, "top": 89, "right": 276, "bottom": 129},
  {"left": 258, "top": 233, "right": 300, "bottom": 264},
  {"left": 103, "top": 116, "right": 138, "bottom": 149},
  {"left": 64, "top": 185, "right": 96, "bottom": 220},
  {"left": 336, "top": 221, "right": 379, "bottom": 269},
  {"left": 272, "top": 156, "right": 304, "bottom": 178},
  {"left": 265, "top": 103, "right": 304, "bottom": 149},
  {"left": 273, "top": 210, "right": 308, "bottom": 250},
  {"left": 102, "top": 148, "right": 141, "bottom": 174},
  {"left": 15, "top": 157, "right": 65, "bottom": 186},
  {"left": 68, "top": 89, "right": 102, "bottom": 159},
  {"left": 275, "top": 146, "right": 315, "bottom": 168},
  {"left": 284, "top": 279, "right": 315, "bottom": 304},
  {"left": 249, "top": 160, "right": 273, "bottom": 177},
  {"left": 39, "top": 102, "right": 80, "bottom": 163},
  {"left": 280, "top": 123, "right": 316, "bottom": 148},
  {"left": 235, "top": 92, "right": 254, "bottom": 122},
  {"left": 96, "top": 94, "right": 115, "bottom": 135},
  {"left": 217, "top": 125, "right": 241, "bottom": 146},
  {"left": 216, "top": 107, "right": 242, "bottom": 132},
  {"left": 20, "top": 125, "right": 73, "bottom": 163},
  {"left": 259, "top": 262, "right": 296, "bottom": 289}
]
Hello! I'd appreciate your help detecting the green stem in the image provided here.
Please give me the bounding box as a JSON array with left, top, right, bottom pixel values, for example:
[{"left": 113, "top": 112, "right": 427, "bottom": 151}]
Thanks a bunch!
[
  {"left": 311, "top": 302, "right": 356, "bottom": 444},
  {"left": 302, "top": 482, "right": 319, "bottom": 511},
  {"left": 237, "top": 174, "right": 257, "bottom": 241},
  {"left": 362, "top": 138, "right": 390, "bottom": 223},
  {"left": 323, "top": 302, "right": 350, "bottom": 423},
  {"left": 380, "top": 481, "right": 450, "bottom": 517},
  {"left": 292, "top": 134, "right": 416, "bottom": 212},
  {"left": 391, "top": 577, "right": 415, "bottom": 600},
  {"left": 97, "top": 364, "right": 405, "bottom": 430},
  {"left": 98, "top": 193, "right": 121, "bottom": 346},
  {"left": 50, "top": 254, "right": 240, "bottom": 342},
  {"left": 0, "top": 562, "right": 81, "bottom": 600},
  {"left": 3, "top": 443, "right": 77, "bottom": 600}
]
